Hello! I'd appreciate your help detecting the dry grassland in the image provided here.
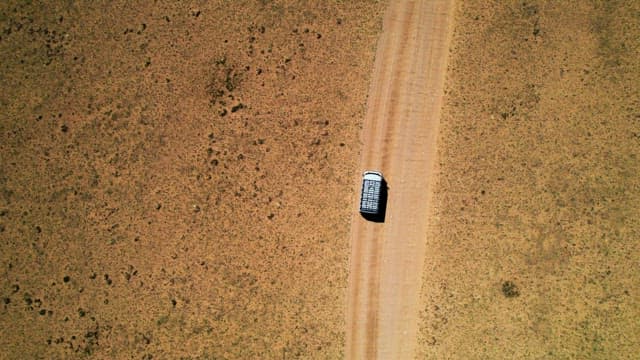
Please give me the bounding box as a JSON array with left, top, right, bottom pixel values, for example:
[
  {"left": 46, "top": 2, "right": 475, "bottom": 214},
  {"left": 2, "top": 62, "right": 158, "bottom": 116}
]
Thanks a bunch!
[
  {"left": 0, "top": 1, "right": 386, "bottom": 358},
  {"left": 418, "top": 1, "right": 640, "bottom": 358}
]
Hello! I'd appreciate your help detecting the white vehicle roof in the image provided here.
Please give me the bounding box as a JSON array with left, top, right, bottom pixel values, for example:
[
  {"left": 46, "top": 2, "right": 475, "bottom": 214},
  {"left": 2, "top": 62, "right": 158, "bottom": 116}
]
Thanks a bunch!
[{"left": 363, "top": 171, "right": 383, "bottom": 181}]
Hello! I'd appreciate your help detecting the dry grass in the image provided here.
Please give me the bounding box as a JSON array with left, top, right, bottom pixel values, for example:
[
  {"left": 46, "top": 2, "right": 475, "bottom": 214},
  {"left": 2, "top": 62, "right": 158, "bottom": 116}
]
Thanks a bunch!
[
  {"left": 418, "top": 1, "right": 640, "bottom": 358},
  {"left": 0, "top": 1, "right": 385, "bottom": 358}
]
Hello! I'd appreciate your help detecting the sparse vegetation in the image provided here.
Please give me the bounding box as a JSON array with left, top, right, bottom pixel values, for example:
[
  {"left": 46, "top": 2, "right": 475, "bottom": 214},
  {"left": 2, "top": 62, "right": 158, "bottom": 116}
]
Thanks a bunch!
[
  {"left": 207, "top": 57, "right": 243, "bottom": 104},
  {"left": 418, "top": 1, "right": 640, "bottom": 358},
  {"left": 0, "top": 1, "right": 385, "bottom": 358}
]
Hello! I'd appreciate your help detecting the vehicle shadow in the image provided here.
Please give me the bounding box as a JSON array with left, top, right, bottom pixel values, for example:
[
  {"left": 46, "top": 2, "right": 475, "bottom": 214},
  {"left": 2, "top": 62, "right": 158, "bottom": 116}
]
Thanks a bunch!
[{"left": 361, "top": 179, "right": 388, "bottom": 223}]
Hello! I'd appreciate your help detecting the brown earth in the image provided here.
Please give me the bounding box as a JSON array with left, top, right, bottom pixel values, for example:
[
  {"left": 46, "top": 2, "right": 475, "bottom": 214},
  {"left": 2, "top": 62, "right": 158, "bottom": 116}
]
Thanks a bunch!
[
  {"left": 345, "top": 0, "right": 453, "bottom": 358},
  {"left": 0, "top": 1, "right": 387, "bottom": 358},
  {"left": 417, "top": 1, "right": 640, "bottom": 359}
]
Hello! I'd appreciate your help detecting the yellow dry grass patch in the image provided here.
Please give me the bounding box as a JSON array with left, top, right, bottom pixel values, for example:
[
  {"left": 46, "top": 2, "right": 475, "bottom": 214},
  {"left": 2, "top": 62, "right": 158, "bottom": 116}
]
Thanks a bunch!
[
  {"left": 0, "top": 1, "right": 385, "bottom": 358},
  {"left": 418, "top": 1, "right": 640, "bottom": 358}
]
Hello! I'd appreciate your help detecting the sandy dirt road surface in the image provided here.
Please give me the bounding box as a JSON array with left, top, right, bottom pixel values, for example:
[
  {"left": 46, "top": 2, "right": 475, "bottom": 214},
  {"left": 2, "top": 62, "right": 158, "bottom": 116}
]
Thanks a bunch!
[{"left": 345, "top": 1, "right": 453, "bottom": 358}]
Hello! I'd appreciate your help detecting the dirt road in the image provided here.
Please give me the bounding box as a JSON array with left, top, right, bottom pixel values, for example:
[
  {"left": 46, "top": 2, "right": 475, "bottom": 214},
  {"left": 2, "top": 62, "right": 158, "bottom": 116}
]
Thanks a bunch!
[{"left": 345, "top": 1, "right": 454, "bottom": 358}]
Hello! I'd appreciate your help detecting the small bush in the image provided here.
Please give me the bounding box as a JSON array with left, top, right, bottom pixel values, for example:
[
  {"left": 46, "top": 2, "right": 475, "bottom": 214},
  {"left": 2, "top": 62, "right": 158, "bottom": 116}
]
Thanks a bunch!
[{"left": 502, "top": 280, "right": 520, "bottom": 298}]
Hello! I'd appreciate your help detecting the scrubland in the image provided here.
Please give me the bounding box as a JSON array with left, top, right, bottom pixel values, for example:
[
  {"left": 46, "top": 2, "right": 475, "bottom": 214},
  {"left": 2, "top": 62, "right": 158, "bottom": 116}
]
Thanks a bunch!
[
  {"left": 418, "top": 1, "right": 640, "bottom": 358},
  {"left": 0, "top": 1, "right": 385, "bottom": 358}
]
